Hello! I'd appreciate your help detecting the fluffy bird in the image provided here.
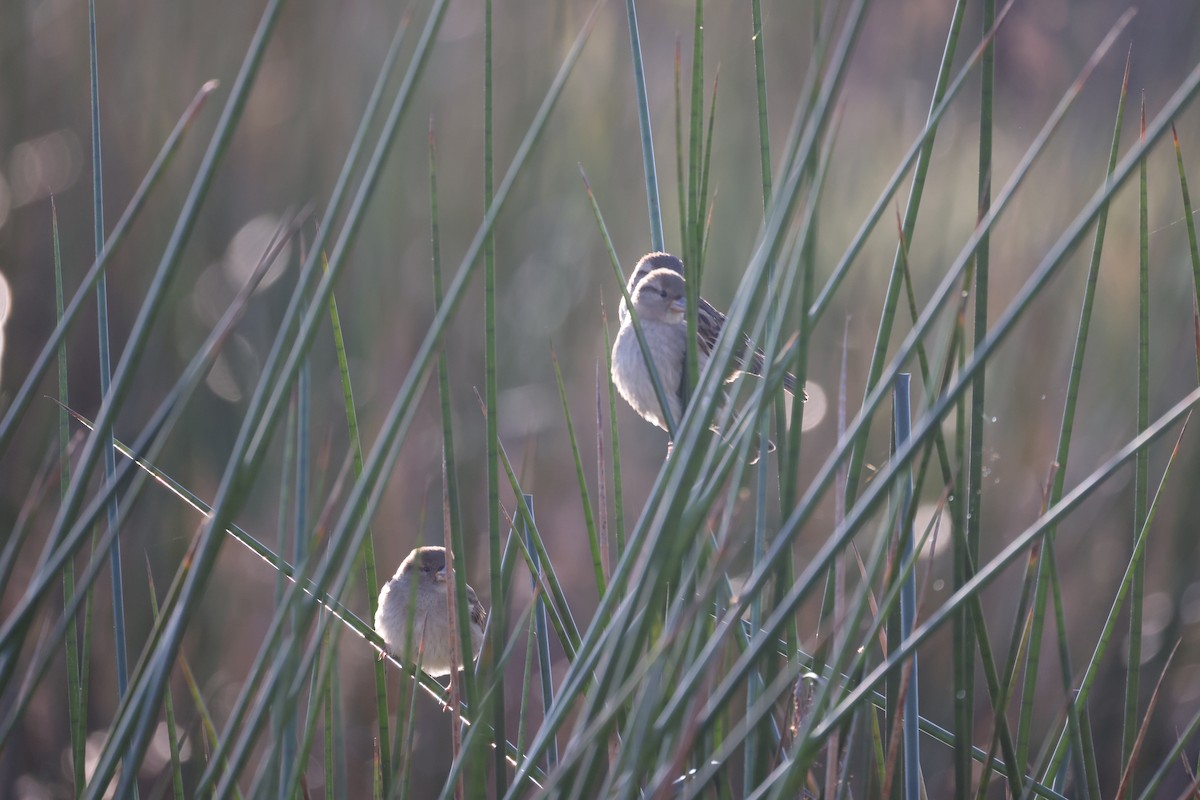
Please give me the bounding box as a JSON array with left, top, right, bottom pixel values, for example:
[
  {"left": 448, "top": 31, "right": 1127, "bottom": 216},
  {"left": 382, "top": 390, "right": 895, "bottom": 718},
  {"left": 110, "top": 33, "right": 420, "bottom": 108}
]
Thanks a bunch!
[
  {"left": 375, "top": 546, "right": 486, "bottom": 676},
  {"left": 612, "top": 267, "right": 696, "bottom": 431},
  {"left": 618, "top": 251, "right": 802, "bottom": 396},
  {"left": 612, "top": 253, "right": 802, "bottom": 441}
]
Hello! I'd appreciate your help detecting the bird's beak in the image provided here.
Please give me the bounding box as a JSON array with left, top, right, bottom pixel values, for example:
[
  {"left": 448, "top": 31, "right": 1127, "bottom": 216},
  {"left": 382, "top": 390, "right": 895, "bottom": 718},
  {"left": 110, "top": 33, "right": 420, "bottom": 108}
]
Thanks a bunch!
[
  {"left": 435, "top": 567, "right": 447, "bottom": 583},
  {"left": 670, "top": 297, "right": 686, "bottom": 314}
]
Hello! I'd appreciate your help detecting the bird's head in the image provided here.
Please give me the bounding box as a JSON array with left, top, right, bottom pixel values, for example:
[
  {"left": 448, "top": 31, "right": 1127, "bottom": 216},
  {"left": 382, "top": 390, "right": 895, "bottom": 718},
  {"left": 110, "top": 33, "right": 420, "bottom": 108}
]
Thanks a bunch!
[
  {"left": 633, "top": 267, "right": 687, "bottom": 324},
  {"left": 401, "top": 546, "right": 448, "bottom": 583},
  {"left": 627, "top": 251, "right": 685, "bottom": 293}
]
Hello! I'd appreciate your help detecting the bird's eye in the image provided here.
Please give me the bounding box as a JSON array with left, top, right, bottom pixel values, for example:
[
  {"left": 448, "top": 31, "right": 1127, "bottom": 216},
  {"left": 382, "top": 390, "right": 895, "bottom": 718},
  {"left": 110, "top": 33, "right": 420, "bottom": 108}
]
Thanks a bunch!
[{"left": 659, "top": 289, "right": 667, "bottom": 298}]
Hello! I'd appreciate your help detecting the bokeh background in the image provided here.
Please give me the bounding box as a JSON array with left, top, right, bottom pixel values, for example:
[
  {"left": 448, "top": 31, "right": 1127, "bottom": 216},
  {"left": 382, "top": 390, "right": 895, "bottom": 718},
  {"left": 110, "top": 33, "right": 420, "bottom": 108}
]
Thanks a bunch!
[{"left": 3, "top": 0, "right": 1200, "bottom": 796}]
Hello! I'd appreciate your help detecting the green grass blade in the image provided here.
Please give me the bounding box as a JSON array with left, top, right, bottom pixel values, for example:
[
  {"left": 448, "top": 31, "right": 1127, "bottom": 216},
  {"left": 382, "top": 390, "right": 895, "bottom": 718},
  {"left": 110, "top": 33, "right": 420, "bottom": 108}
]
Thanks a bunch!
[
  {"left": 1124, "top": 93, "right": 1151, "bottom": 774},
  {"left": 86, "top": 0, "right": 132, "bottom": 706},
  {"left": 1038, "top": 417, "right": 1191, "bottom": 786},
  {"left": 428, "top": 118, "right": 485, "bottom": 798},
  {"left": 481, "top": 0, "right": 510, "bottom": 790},
  {"left": 623, "top": 0, "right": 665, "bottom": 250},
  {"left": 520, "top": 496, "right": 558, "bottom": 770},
  {"left": 325, "top": 253, "right": 392, "bottom": 791},
  {"left": 600, "top": 303, "right": 626, "bottom": 556},
  {"left": 961, "top": 0, "right": 995, "bottom": 788},
  {"left": 550, "top": 348, "right": 604, "bottom": 595},
  {"left": 1172, "top": 124, "right": 1200, "bottom": 382},
  {"left": 144, "top": 563, "right": 186, "bottom": 800},
  {"left": 1014, "top": 45, "right": 1132, "bottom": 784},
  {"left": 750, "top": 0, "right": 772, "bottom": 209},
  {"left": 52, "top": 198, "right": 87, "bottom": 797}
]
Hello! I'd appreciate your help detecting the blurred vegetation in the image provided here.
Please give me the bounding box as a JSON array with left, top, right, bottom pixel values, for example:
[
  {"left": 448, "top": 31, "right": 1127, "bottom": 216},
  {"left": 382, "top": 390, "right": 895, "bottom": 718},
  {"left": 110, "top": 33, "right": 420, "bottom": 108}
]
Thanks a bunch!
[{"left": 2, "top": 0, "right": 1200, "bottom": 797}]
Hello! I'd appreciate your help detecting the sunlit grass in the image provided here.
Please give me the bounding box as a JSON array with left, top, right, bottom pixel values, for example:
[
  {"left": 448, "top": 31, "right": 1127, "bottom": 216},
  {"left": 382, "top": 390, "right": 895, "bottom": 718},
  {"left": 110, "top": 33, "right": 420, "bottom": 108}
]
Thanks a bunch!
[{"left": 3, "top": 0, "right": 1200, "bottom": 797}]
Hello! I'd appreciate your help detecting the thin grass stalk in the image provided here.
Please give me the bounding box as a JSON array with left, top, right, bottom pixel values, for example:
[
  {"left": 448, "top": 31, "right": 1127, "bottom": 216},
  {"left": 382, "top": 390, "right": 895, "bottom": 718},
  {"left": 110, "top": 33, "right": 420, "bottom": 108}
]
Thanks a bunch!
[
  {"left": 1049, "top": 545, "right": 1096, "bottom": 798},
  {"left": 624, "top": 0, "right": 665, "bottom": 250},
  {"left": 144, "top": 565, "right": 185, "bottom": 800},
  {"left": 436, "top": 603, "right": 544, "bottom": 800},
  {"left": 893, "top": 375, "right": 920, "bottom": 800},
  {"left": 75, "top": 224, "right": 305, "bottom": 798},
  {"left": 1132, "top": 705, "right": 1200, "bottom": 799},
  {"left": 395, "top": 657, "right": 422, "bottom": 800},
  {"left": 521, "top": 495, "right": 558, "bottom": 770},
  {"left": 325, "top": 657, "right": 336, "bottom": 800},
  {"left": 494, "top": 451, "right": 583, "bottom": 654},
  {"left": 86, "top": 0, "right": 132, "bottom": 704},
  {"left": 600, "top": 302, "right": 626, "bottom": 556},
  {"left": 1036, "top": 244, "right": 1195, "bottom": 800},
  {"left": 428, "top": 120, "right": 484, "bottom": 798},
  {"left": 687, "top": 0, "right": 704, "bottom": 270},
  {"left": 283, "top": 361, "right": 311, "bottom": 786},
  {"left": 673, "top": 507, "right": 897, "bottom": 797},
  {"left": 1015, "top": 46, "right": 1132, "bottom": 778},
  {"left": 1172, "top": 125, "right": 1200, "bottom": 382},
  {"left": 1106, "top": 554, "right": 1185, "bottom": 799},
  {"left": 737, "top": 509, "right": 908, "bottom": 798},
  {"left": 52, "top": 198, "right": 87, "bottom": 797},
  {"left": 441, "top": 457, "right": 466, "bottom": 800},
  {"left": 595, "top": 365, "right": 611, "bottom": 583},
  {"left": 515, "top": 611, "right": 537, "bottom": 757},
  {"left": 1124, "top": 94, "right": 1151, "bottom": 770},
  {"left": 675, "top": 39, "right": 688, "bottom": 253},
  {"left": 743, "top": 8, "right": 771, "bottom": 776},
  {"left": 829, "top": 0, "right": 963, "bottom": 785},
  {"left": 962, "top": 0, "right": 995, "bottom": 788},
  {"left": 278, "top": 609, "right": 346, "bottom": 800},
  {"left": 825, "top": 315, "right": 852, "bottom": 800},
  {"left": 549, "top": 350, "right": 604, "bottom": 594},
  {"left": 325, "top": 261, "right": 392, "bottom": 788},
  {"left": 176, "top": 642, "right": 244, "bottom": 799},
  {"left": 786, "top": 510, "right": 938, "bottom": 798},
  {"left": 269, "top": 378, "right": 297, "bottom": 799},
  {"left": 826, "top": 0, "right": 965, "bottom": 514},
  {"left": 481, "top": 0, "right": 510, "bottom": 791},
  {"left": 691, "top": 68, "right": 719, "bottom": 406},
  {"left": 750, "top": 0, "right": 772, "bottom": 208}
]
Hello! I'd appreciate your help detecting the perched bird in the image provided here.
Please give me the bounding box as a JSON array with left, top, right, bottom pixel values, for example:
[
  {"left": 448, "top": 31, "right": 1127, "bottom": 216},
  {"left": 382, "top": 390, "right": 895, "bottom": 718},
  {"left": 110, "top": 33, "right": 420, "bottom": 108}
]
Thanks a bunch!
[
  {"left": 618, "top": 251, "right": 803, "bottom": 396},
  {"left": 612, "top": 267, "right": 697, "bottom": 431},
  {"left": 375, "top": 546, "right": 486, "bottom": 676}
]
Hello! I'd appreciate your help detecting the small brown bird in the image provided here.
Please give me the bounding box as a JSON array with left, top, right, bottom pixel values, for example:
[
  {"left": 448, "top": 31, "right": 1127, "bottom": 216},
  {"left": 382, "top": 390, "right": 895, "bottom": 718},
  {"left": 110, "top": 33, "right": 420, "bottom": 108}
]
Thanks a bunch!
[
  {"left": 611, "top": 267, "right": 698, "bottom": 431},
  {"left": 374, "top": 546, "right": 486, "bottom": 676},
  {"left": 618, "top": 252, "right": 803, "bottom": 396}
]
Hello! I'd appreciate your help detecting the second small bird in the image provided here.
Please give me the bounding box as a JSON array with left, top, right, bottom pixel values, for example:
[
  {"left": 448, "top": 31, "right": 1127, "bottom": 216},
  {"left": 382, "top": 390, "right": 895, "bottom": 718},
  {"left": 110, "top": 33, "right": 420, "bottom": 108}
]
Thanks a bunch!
[{"left": 375, "top": 546, "right": 486, "bottom": 676}]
